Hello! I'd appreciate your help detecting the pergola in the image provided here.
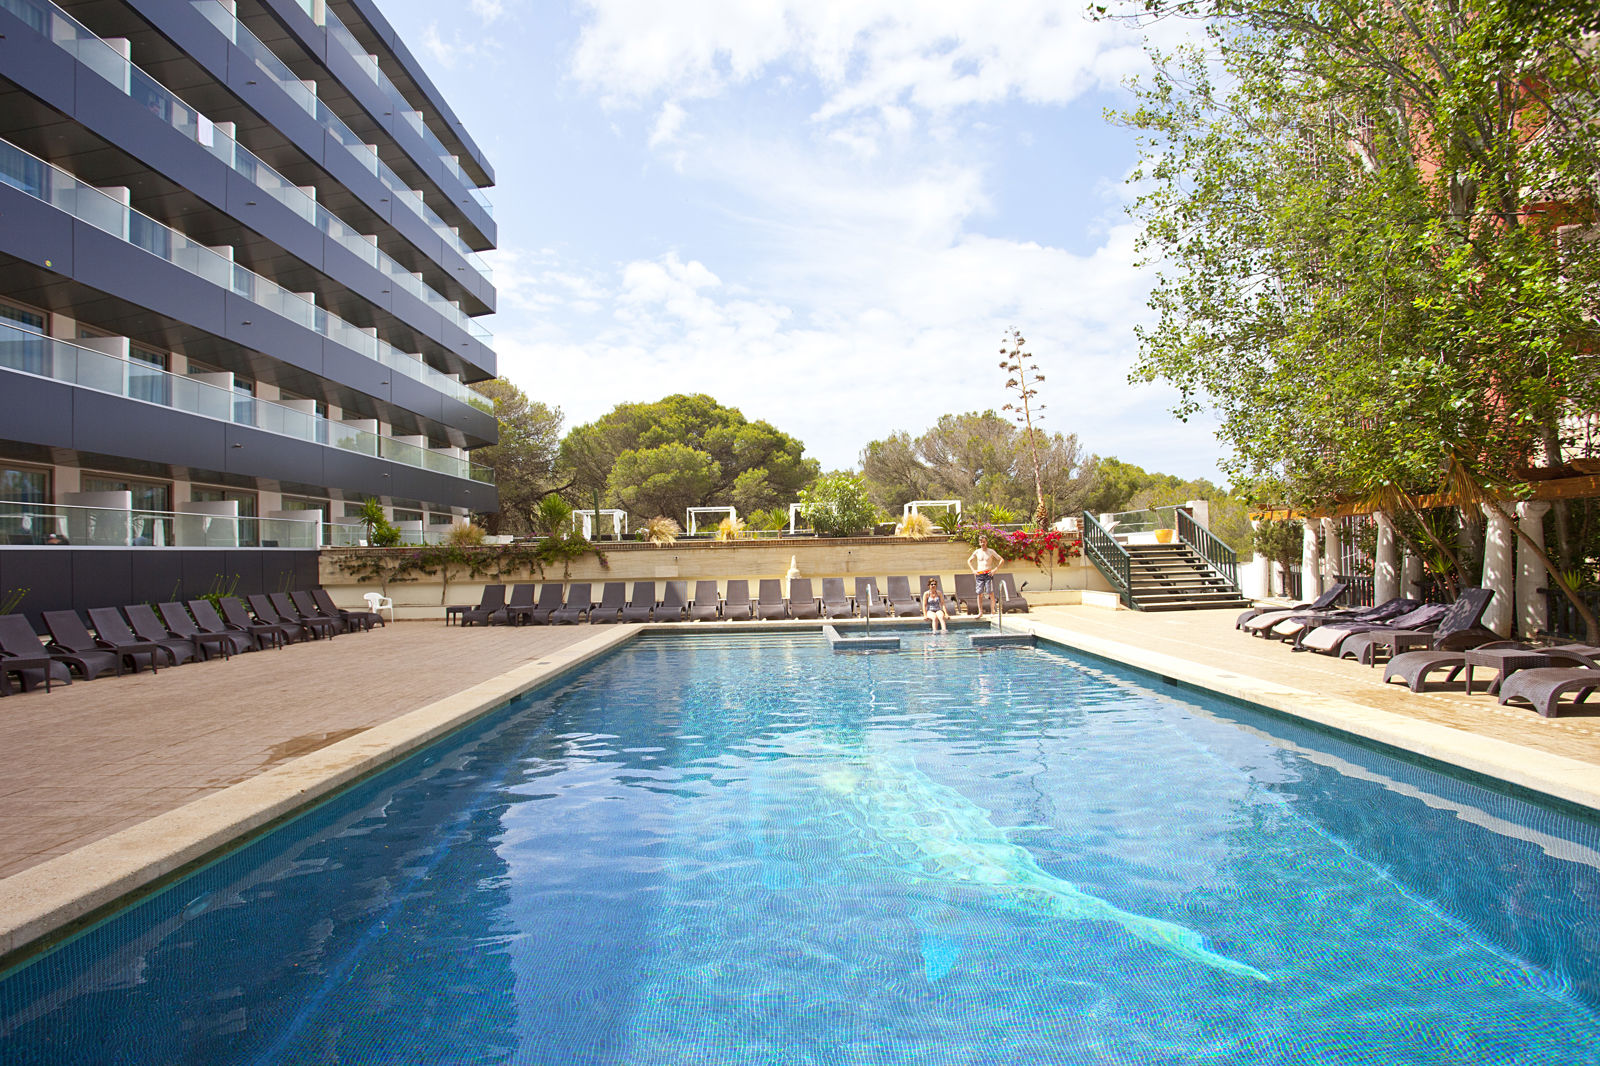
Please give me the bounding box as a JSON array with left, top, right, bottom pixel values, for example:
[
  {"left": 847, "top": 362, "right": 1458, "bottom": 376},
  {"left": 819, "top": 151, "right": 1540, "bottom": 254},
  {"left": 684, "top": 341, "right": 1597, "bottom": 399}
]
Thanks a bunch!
[
  {"left": 573, "top": 509, "right": 628, "bottom": 540},
  {"left": 686, "top": 506, "right": 737, "bottom": 535},
  {"left": 902, "top": 499, "right": 961, "bottom": 520}
]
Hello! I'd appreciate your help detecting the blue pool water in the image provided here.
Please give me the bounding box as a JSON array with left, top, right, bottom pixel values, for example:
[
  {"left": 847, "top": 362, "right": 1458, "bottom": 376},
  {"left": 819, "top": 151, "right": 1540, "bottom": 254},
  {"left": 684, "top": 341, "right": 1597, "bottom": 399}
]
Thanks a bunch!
[{"left": 3, "top": 630, "right": 1600, "bottom": 1064}]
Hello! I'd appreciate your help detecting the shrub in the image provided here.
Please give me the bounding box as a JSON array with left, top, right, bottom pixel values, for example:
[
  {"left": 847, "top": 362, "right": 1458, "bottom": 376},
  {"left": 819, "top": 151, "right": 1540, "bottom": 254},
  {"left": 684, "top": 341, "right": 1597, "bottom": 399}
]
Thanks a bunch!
[
  {"left": 640, "top": 516, "right": 681, "bottom": 545},
  {"left": 716, "top": 515, "right": 748, "bottom": 541},
  {"left": 796, "top": 473, "right": 875, "bottom": 536},
  {"left": 896, "top": 513, "right": 935, "bottom": 539},
  {"left": 447, "top": 521, "right": 487, "bottom": 546}
]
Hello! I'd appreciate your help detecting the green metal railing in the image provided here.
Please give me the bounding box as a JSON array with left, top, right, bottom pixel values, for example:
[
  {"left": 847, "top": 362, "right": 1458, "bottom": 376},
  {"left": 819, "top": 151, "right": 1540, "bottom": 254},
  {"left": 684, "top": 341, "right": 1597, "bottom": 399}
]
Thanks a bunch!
[
  {"left": 1081, "top": 511, "right": 1135, "bottom": 608},
  {"left": 1176, "top": 509, "right": 1239, "bottom": 588}
]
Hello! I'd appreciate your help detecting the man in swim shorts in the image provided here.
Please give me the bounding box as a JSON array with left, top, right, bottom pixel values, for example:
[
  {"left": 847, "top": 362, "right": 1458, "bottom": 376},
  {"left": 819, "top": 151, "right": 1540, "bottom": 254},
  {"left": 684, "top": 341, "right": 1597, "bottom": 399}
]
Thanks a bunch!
[{"left": 967, "top": 534, "right": 1004, "bottom": 617}]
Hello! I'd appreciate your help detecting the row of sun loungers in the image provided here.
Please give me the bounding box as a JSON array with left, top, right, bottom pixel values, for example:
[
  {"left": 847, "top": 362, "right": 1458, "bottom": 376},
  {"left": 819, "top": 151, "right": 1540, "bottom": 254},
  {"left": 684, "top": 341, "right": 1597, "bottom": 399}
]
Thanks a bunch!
[
  {"left": 450, "top": 575, "right": 1030, "bottom": 626},
  {"left": 0, "top": 591, "right": 381, "bottom": 696},
  {"left": 1234, "top": 585, "right": 1600, "bottom": 718}
]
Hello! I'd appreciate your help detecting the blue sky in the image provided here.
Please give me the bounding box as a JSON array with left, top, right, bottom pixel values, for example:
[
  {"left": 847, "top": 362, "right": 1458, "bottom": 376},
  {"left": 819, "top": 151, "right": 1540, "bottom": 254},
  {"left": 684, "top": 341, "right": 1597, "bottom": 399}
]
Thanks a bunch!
[{"left": 378, "top": 0, "right": 1225, "bottom": 482}]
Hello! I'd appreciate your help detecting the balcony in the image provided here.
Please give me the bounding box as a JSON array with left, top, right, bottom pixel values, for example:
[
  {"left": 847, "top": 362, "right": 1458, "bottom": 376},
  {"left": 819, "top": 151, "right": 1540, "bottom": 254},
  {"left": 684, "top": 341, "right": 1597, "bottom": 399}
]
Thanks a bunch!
[
  {"left": 188, "top": 0, "right": 492, "bottom": 267},
  {"left": 0, "top": 0, "right": 493, "bottom": 322},
  {"left": 0, "top": 137, "right": 493, "bottom": 413},
  {"left": 0, "top": 499, "right": 323, "bottom": 547},
  {"left": 0, "top": 323, "right": 494, "bottom": 485}
]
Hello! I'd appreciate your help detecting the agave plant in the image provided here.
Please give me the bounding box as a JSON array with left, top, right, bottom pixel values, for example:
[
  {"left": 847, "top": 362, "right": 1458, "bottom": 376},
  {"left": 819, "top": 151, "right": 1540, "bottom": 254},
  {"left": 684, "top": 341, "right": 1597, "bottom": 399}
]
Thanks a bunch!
[
  {"left": 716, "top": 515, "right": 748, "bottom": 541},
  {"left": 639, "top": 515, "right": 681, "bottom": 545},
  {"left": 895, "top": 513, "right": 935, "bottom": 539}
]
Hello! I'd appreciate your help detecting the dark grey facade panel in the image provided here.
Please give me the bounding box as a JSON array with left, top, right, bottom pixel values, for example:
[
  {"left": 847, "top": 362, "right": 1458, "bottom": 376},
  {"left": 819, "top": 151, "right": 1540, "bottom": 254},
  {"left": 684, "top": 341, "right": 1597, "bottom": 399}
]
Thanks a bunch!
[
  {"left": 71, "top": 225, "right": 229, "bottom": 337},
  {"left": 223, "top": 170, "right": 326, "bottom": 270},
  {"left": 224, "top": 422, "right": 325, "bottom": 485},
  {"left": 318, "top": 338, "right": 390, "bottom": 400},
  {"left": 72, "top": 67, "right": 232, "bottom": 208},
  {"left": 387, "top": 372, "right": 444, "bottom": 428},
  {"left": 0, "top": 372, "right": 77, "bottom": 450},
  {"left": 222, "top": 292, "right": 323, "bottom": 379},
  {"left": 0, "top": 550, "right": 74, "bottom": 630},
  {"left": 321, "top": 236, "right": 388, "bottom": 309},
  {"left": 0, "top": 182, "right": 74, "bottom": 276},
  {"left": 438, "top": 392, "right": 497, "bottom": 446},
  {"left": 121, "top": 0, "right": 232, "bottom": 76},
  {"left": 71, "top": 549, "right": 133, "bottom": 614},
  {"left": 0, "top": 6, "right": 77, "bottom": 113},
  {"left": 72, "top": 388, "right": 230, "bottom": 469}
]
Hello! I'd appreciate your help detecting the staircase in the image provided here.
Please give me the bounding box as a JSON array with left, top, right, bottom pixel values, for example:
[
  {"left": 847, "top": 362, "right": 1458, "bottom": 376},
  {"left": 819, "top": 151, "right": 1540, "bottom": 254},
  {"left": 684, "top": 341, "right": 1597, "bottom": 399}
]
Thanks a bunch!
[
  {"left": 1125, "top": 542, "right": 1251, "bottom": 611},
  {"left": 1080, "top": 510, "right": 1252, "bottom": 612}
]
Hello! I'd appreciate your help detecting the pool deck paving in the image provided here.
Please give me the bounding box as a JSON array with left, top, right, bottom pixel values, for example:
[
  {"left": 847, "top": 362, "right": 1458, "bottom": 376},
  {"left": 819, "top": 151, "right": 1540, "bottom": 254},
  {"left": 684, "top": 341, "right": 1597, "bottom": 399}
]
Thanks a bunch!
[{"left": 2, "top": 606, "right": 1598, "bottom": 964}]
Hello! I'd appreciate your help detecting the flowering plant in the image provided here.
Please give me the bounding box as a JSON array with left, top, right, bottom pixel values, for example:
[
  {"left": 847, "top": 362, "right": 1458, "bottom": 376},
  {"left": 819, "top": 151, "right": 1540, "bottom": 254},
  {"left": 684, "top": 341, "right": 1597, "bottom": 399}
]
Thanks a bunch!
[{"left": 952, "top": 522, "right": 1082, "bottom": 565}]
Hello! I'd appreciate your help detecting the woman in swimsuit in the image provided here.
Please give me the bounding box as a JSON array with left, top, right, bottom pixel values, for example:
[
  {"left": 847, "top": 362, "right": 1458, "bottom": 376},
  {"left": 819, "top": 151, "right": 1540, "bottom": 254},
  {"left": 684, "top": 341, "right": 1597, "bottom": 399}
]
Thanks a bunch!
[{"left": 922, "top": 578, "right": 949, "bottom": 633}]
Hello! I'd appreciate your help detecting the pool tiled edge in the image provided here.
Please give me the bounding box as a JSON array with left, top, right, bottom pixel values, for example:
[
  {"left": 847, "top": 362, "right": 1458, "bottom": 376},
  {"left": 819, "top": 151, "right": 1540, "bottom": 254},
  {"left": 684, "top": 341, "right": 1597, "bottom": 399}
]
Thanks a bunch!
[
  {"left": 1017, "top": 618, "right": 1600, "bottom": 816},
  {"left": 0, "top": 626, "right": 641, "bottom": 967}
]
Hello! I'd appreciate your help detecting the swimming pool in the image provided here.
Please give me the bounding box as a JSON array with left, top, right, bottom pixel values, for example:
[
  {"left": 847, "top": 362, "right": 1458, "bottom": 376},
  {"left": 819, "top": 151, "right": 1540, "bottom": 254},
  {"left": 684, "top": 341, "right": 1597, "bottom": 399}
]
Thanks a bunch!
[{"left": 3, "top": 630, "right": 1598, "bottom": 1064}]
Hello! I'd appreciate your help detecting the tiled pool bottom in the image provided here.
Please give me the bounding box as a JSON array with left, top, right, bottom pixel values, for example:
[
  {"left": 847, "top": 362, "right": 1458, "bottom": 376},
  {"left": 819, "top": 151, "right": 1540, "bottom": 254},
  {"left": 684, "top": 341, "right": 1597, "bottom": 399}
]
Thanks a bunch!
[{"left": 2, "top": 630, "right": 1598, "bottom": 1064}]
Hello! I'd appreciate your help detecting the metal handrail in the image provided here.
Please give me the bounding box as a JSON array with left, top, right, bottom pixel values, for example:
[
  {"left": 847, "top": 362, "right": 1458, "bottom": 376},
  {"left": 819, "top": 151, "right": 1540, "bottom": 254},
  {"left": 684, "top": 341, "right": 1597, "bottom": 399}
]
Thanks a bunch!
[
  {"left": 1175, "top": 509, "right": 1240, "bottom": 588},
  {"left": 1081, "top": 511, "right": 1135, "bottom": 608}
]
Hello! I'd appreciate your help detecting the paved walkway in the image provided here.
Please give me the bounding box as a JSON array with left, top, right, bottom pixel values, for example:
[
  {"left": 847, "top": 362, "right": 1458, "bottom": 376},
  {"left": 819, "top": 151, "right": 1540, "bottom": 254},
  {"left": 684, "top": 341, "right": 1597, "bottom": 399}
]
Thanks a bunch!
[
  {"left": 3, "top": 607, "right": 1597, "bottom": 885},
  {"left": 0, "top": 622, "right": 593, "bottom": 879},
  {"left": 1025, "top": 605, "right": 1600, "bottom": 768}
]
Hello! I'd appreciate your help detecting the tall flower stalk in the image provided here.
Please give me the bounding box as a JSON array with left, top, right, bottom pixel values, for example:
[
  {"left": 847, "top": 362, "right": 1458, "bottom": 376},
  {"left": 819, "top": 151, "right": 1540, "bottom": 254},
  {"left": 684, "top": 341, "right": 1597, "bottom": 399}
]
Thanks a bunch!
[{"left": 999, "top": 327, "right": 1048, "bottom": 526}]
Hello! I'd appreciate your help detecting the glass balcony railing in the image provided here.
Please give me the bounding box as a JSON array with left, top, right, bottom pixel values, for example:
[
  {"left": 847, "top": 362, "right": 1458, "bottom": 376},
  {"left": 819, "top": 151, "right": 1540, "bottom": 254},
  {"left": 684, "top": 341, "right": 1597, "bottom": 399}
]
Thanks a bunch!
[
  {"left": 0, "top": 137, "right": 494, "bottom": 413},
  {"left": 0, "top": 0, "right": 494, "bottom": 334},
  {"left": 188, "top": 0, "right": 492, "bottom": 271},
  {"left": 0, "top": 322, "right": 495, "bottom": 486},
  {"left": 0, "top": 500, "right": 321, "bottom": 548},
  {"left": 300, "top": 0, "right": 495, "bottom": 216}
]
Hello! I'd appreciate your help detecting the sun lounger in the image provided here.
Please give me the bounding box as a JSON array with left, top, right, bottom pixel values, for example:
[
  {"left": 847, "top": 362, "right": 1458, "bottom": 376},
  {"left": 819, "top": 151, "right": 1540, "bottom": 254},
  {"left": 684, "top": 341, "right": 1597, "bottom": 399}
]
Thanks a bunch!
[
  {"left": 623, "top": 582, "right": 660, "bottom": 623},
  {"left": 1353, "top": 587, "right": 1496, "bottom": 666},
  {"left": 885, "top": 576, "right": 922, "bottom": 617},
  {"left": 312, "top": 588, "right": 380, "bottom": 632},
  {"left": 291, "top": 590, "right": 348, "bottom": 635},
  {"left": 500, "top": 584, "right": 538, "bottom": 626},
  {"left": 1498, "top": 664, "right": 1600, "bottom": 717},
  {"left": 588, "top": 582, "right": 628, "bottom": 624},
  {"left": 854, "top": 577, "right": 890, "bottom": 618},
  {"left": 1235, "top": 583, "right": 1349, "bottom": 629},
  {"left": 1297, "top": 602, "right": 1434, "bottom": 656},
  {"left": 0, "top": 615, "right": 65, "bottom": 692},
  {"left": 757, "top": 579, "right": 789, "bottom": 620},
  {"left": 88, "top": 606, "right": 182, "bottom": 670},
  {"left": 953, "top": 573, "right": 986, "bottom": 614},
  {"left": 523, "top": 584, "right": 566, "bottom": 625},
  {"left": 687, "top": 581, "right": 720, "bottom": 621},
  {"left": 820, "top": 578, "right": 853, "bottom": 618},
  {"left": 252, "top": 594, "right": 324, "bottom": 641},
  {"left": 123, "top": 603, "right": 209, "bottom": 664},
  {"left": 1273, "top": 596, "right": 1417, "bottom": 643},
  {"left": 220, "top": 597, "right": 295, "bottom": 647},
  {"left": 657, "top": 581, "right": 690, "bottom": 622},
  {"left": 270, "top": 593, "right": 339, "bottom": 639},
  {"left": 43, "top": 610, "right": 142, "bottom": 677},
  {"left": 786, "top": 579, "right": 822, "bottom": 619},
  {"left": 996, "top": 576, "right": 1029, "bottom": 613},
  {"left": 1, "top": 646, "right": 58, "bottom": 695},
  {"left": 455, "top": 585, "right": 507, "bottom": 628},
  {"left": 165, "top": 601, "right": 255, "bottom": 656},
  {"left": 1239, "top": 582, "right": 1352, "bottom": 635},
  {"left": 551, "top": 583, "right": 594, "bottom": 624},
  {"left": 722, "top": 580, "right": 755, "bottom": 620}
]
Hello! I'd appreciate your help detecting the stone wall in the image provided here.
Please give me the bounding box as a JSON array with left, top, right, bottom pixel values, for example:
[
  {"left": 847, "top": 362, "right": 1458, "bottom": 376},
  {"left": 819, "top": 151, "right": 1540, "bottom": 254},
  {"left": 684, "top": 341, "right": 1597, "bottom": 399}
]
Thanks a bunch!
[{"left": 319, "top": 537, "right": 1114, "bottom": 618}]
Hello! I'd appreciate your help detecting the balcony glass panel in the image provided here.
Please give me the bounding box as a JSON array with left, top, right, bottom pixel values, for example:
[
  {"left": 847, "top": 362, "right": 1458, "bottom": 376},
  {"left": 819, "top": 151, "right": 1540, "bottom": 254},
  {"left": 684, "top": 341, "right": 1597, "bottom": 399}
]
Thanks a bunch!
[{"left": 0, "top": 323, "right": 493, "bottom": 485}]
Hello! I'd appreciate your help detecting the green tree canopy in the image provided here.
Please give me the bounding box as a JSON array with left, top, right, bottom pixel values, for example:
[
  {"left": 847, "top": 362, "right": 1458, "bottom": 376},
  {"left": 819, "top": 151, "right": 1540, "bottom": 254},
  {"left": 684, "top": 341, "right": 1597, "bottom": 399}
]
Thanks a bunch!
[
  {"left": 1117, "top": 0, "right": 1600, "bottom": 635},
  {"left": 796, "top": 472, "right": 877, "bottom": 536},
  {"left": 559, "top": 394, "right": 819, "bottom": 521},
  {"left": 860, "top": 411, "right": 1098, "bottom": 521},
  {"left": 469, "top": 379, "right": 566, "bottom": 537},
  {"left": 605, "top": 442, "right": 722, "bottom": 521}
]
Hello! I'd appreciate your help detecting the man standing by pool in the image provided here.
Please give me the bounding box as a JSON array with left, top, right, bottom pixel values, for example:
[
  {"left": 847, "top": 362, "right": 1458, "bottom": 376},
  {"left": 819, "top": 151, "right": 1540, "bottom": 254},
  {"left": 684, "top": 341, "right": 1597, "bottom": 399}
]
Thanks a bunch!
[{"left": 967, "top": 534, "right": 1004, "bottom": 618}]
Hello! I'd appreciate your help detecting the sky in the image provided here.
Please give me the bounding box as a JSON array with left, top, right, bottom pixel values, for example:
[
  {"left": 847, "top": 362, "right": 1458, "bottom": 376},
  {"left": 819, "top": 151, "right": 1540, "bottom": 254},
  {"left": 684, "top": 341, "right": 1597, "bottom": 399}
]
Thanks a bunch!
[{"left": 377, "top": 0, "right": 1226, "bottom": 482}]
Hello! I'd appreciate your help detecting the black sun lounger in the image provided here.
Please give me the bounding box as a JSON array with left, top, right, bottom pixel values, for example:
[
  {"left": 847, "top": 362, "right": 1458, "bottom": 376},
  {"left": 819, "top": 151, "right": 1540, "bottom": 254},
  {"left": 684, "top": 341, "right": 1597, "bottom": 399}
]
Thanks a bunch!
[
  {"left": 687, "top": 581, "right": 720, "bottom": 621},
  {"left": 502, "top": 584, "right": 538, "bottom": 626},
  {"left": 250, "top": 594, "right": 323, "bottom": 641},
  {"left": 164, "top": 601, "right": 254, "bottom": 656},
  {"left": 1498, "top": 664, "right": 1600, "bottom": 717},
  {"left": 1239, "top": 582, "right": 1351, "bottom": 636},
  {"left": 524, "top": 584, "right": 567, "bottom": 625},
  {"left": 854, "top": 578, "right": 890, "bottom": 618},
  {"left": 219, "top": 597, "right": 294, "bottom": 647},
  {"left": 312, "top": 588, "right": 380, "bottom": 632},
  {"left": 457, "top": 585, "right": 507, "bottom": 627},
  {"left": 722, "top": 580, "right": 755, "bottom": 620},
  {"left": 786, "top": 579, "right": 822, "bottom": 620},
  {"left": 47, "top": 609, "right": 155, "bottom": 676},
  {"left": 757, "top": 579, "right": 789, "bottom": 620},
  {"left": 623, "top": 582, "right": 660, "bottom": 623},
  {"left": 820, "top": 578, "right": 854, "bottom": 619},
  {"left": 292, "top": 590, "right": 348, "bottom": 635},
  {"left": 551, "top": 583, "right": 593, "bottom": 624},
  {"left": 996, "top": 576, "right": 1029, "bottom": 613},
  {"left": 656, "top": 581, "right": 689, "bottom": 622},
  {"left": 0, "top": 615, "right": 66, "bottom": 692},
  {"left": 885, "top": 576, "right": 922, "bottom": 617},
  {"left": 121, "top": 603, "right": 203, "bottom": 664},
  {"left": 270, "top": 593, "right": 338, "bottom": 640},
  {"left": 588, "top": 582, "right": 628, "bottom": 624}
]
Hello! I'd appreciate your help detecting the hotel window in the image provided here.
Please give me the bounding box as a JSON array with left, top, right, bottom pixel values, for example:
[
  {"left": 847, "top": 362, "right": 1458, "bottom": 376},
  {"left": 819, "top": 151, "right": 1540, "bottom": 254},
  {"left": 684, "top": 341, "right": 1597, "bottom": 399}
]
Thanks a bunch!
[
  {"left": 192, "top": 486, "right": 258, "bottom": 544},
  {"left": 129, "top": 347, "right": 171, "bottom": 405},
  {"left": 0, "top": 466, "right": 50, "bottom": 544},
  {"left": 81, "top": 475, "right": 171, "bottom": 515},
  {"left": 0, "top": 299, "right": 48, "bottom": 375}
]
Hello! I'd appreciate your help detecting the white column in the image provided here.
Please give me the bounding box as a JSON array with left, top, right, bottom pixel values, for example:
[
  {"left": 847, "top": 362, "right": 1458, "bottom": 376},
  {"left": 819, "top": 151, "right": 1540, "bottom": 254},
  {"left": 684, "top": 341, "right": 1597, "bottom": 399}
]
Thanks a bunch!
[
  {"left": 1373, "top": 511, "right": 1399, "bottom": 603},
  {"left": 1402, "top": 548, "right": 1424, "bottom": 600},
  {"left": 1301, "top": 521, "right": 1323, "bottom": 600},
  {"left": 1479, "top": 502, "right": 1515, "bottom": 636},
  {"left": 1321, "top": 517, "right": 1342, "bottom": 588},
  {"left": 1516, "top": 501, "right": 1552, "bottom": 639}
]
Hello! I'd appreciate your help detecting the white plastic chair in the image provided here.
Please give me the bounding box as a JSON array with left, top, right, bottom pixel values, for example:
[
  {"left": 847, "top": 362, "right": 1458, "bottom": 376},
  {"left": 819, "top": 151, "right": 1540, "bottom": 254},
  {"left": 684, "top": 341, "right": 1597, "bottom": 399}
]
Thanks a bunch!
[{"left": 363, "top": 591, "right": 394, "bottom": 625}]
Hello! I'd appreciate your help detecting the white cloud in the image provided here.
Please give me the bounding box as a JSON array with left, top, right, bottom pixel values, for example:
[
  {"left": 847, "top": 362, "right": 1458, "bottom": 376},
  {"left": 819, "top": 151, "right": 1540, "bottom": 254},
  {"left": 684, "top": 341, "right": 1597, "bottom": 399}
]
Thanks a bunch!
[
  {"left": 648, "top": 100, "right": 688, "bottom": 148},
  {"left": 420, "top": 23, "right": 495, "bottom": 70},
  {"left": 468, "top": 0, "right": 506, "bottom": 22}
]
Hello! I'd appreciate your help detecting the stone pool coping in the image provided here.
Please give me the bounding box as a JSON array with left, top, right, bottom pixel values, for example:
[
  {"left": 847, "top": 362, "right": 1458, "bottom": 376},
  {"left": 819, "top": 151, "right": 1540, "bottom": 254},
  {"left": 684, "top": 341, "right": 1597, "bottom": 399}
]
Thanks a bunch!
[{"left": 4, "top": 612, "right": 1597, "bottom": 969}]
